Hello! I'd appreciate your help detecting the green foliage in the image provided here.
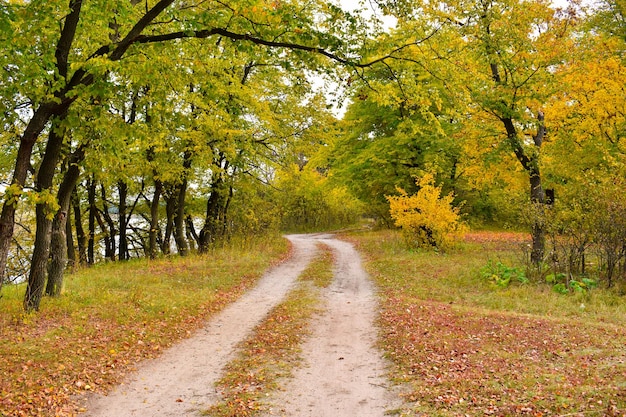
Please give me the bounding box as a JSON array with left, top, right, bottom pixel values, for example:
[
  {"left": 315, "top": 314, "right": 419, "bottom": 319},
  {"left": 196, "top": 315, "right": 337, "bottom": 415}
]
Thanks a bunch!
[
  {"left": 387, "top": 173, "right": 467, "bottom": 250},
  {"left": 273, "top": 164, "right": 364, "bottom": 232},
  {"left": 546, "top": 273, "right": 598, "bottom": 295},
  {"left": 481, "top": 260, "right": 528, "bottom": 288}
]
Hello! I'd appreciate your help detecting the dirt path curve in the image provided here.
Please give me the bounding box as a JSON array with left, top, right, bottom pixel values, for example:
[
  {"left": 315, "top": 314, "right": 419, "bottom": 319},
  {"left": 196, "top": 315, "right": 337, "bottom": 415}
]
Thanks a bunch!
[
  {"left": 80, "top": 234, "right": 398, "bottom": 417},
  {"left": 264, "top": 234, "right": 399, "bottom": 417},
  {"left": 81, "top": 236, "right": 318, "bottom": 417}
]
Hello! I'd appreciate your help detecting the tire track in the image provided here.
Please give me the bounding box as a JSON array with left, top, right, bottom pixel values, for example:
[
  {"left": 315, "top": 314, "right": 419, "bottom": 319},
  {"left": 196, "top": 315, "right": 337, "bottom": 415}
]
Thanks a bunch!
[
  {"left": 264, "top": 234, "right": 399, "bottom": 417},
  {"left": 81, "top": 235, "right": 318, "bottom": 417}
]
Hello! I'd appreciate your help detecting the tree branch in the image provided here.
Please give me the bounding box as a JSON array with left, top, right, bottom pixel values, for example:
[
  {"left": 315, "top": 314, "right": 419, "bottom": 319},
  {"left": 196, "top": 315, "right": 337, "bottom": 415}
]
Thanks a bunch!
[{"left": 55, "top": 0, "right": 84, "bottom": 79}]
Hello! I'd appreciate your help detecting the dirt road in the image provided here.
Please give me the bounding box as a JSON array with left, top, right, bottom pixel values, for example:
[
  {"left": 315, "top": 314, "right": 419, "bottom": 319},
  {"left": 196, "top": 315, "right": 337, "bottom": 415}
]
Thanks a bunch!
[{"left": 81, "top": 234, "right": 398, "bottom": 417}]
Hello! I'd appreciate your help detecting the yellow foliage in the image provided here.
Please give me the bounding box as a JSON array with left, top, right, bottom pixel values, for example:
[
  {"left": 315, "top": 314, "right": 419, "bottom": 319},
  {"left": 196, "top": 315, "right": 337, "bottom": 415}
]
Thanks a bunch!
[{"left": 386, "top": 174, "right": 468, "bottom": 250}]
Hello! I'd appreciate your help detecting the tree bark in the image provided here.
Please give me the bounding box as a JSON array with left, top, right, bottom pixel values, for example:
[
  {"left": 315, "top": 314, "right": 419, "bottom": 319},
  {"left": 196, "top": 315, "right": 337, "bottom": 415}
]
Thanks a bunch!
[
  {"left": 87, "top": 178, "right": 97, "bottom": 265},
  {"left": 46, "top": 149, "right": 84, "bottom": 296},
  {"left": 199, "top": 173, "right": 228, "bottom": 252},
  {"left": 118, "top": 180, "right": 129, "bottom": 261},
  {"left": 173, "top": 179, "right": 189, "bottom": 256},
  {"left": 66, "top": 202, "right": 76, "bottom": 269},
  {"left": 149, "top": 180, "right": 162, "bottom": 259},
  {"left": 162, "top": 189, "right": 175, "bottom": 255},
  {"left": 72, "top": 186, "right": 87, "bottom": 265},
  {"left": 100, "top": 185, "right": 116, "bottom": 261},
  {"left": 24, "top": 112, "right": 68, "bottom": 311}
]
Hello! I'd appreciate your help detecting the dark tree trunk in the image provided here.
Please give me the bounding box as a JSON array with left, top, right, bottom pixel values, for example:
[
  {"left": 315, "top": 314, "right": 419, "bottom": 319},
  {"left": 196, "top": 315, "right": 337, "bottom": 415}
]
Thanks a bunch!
[
  {"left": 72, "top": 186, "right": 87, "bottom": 265},
  {"left": 46, "top": 149, "right": 83, "bottom": 296},
  {"left": 529, "top": 172, "right": 546, "bottom": 265},
  {"left": 118, "top": 180, "right": 129, "bottom": 261},
  {"left": 162, "top": 190, "right": 175, "bottom": 255},
  {"left": 24, "top": 112, "right": 68, "bottom": 311},
  {"left": 185, "top": 215, "right": 199, "bottom": 248},
  {"left": 173, "top": 151, "right": 193, "bottom": 256},
  {"left": 173, "top": 179, "right": 189, "bottom": 256},
  {"left": 100, "top": 185, "right": 116, "bottom": 261},
  {"left": 46, "top": 211, "right": 68, "bottom": 297},
  {"left": 66, "top": 202, "right": 76, "bottom": 269},
  {"left": 199, "top": 173, "right": 228, "bottom": 252},
  {"left": 149, "top": 180, "right": 162, "bottom": 259},
  {"left": 87, "top": 178, "right": 97, "bottom": 265}
]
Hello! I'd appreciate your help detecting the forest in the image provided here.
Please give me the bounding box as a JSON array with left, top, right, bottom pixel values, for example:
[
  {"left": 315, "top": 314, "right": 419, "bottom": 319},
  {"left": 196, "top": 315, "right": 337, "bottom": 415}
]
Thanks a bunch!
[{"left": 1, "top": 0, "right": 626, "bottom": 311}]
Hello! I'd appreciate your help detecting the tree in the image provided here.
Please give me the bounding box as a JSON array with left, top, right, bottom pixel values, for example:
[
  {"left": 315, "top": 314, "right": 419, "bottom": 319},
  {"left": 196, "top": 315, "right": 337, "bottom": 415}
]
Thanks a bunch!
[
  {"left": 368, "top": 0, "right": 575, "bottom": 262},
  {"left": 0, "top": 0, "right": 367, "bottom": 307}
]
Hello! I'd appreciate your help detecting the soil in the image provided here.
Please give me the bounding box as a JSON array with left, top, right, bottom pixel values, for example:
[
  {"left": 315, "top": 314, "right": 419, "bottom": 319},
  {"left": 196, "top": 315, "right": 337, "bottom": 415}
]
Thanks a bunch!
[{"left": 80, "top": 233, "right": 399, "bottom": 417}]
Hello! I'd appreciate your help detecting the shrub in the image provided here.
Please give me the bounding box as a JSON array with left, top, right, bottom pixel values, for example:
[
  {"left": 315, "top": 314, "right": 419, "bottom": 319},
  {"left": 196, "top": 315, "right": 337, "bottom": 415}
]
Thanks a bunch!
[{"left": 386, "top": 173, "right": 468, "bottom": 250}]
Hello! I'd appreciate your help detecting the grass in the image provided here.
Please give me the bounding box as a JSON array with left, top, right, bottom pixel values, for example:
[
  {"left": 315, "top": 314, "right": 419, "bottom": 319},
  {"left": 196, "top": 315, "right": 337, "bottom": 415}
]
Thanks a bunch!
[
  {"left": 205, "top": 243, "right": 335, "bottom": 417},
  {"left": 0, "top": 235, "right": 289, "bottom": 417},
  {"left": 348, "top": 229, "right": 626, "bottom": 417}
]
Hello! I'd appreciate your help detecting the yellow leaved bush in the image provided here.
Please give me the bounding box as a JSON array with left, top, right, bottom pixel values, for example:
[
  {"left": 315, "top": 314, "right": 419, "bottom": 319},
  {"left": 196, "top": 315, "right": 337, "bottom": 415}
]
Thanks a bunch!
[{"left": 386, "top": 174, "right": 468, "bottom": 250}]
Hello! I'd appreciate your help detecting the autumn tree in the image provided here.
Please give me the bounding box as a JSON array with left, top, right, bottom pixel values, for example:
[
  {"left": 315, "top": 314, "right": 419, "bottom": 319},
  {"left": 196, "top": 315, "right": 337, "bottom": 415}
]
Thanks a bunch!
[
  {"left": 362, "top": 0, "right": 577, "bottom": 262},
  {"left": 0, "top": 0, "right": 374, "bottom": 308}
]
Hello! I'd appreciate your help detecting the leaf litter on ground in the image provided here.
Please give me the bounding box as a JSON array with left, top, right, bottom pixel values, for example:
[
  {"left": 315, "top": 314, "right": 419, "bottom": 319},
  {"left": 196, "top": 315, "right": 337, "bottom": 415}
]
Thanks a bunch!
[{"left": 0, "top": 236, "right": 289, "bottom": 417}]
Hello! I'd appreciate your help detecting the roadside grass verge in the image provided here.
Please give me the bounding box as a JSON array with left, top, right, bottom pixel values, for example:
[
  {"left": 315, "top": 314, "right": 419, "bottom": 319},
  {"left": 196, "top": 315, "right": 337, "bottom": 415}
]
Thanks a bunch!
[
  {"left": 205, "top": 243, "right": 334, "bottom": 417},
  {"left": 0, "top": 235, "right": 289, "bottom": 417},
  {"left": 349, "top": 229, "right": 626, "bottom": 417}
]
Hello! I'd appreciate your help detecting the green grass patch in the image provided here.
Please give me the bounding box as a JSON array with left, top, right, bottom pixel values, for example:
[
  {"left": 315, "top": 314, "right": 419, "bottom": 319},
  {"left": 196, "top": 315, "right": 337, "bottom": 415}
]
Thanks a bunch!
[
  {"left": 205, "top": 243, "right": 335, "bottom": 417},
  {"left": 348, "top": 229, "right": 626, "bottom": 416},
  {"left": 0, "top": 235, "right": 289, "bottom": 417}
]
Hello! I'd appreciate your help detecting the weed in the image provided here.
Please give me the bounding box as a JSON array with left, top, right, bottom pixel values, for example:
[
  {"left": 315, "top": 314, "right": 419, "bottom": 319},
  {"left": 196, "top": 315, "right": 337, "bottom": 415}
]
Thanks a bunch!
[{"left": 481, "top": 260, "right": 529, "bottom": 288}]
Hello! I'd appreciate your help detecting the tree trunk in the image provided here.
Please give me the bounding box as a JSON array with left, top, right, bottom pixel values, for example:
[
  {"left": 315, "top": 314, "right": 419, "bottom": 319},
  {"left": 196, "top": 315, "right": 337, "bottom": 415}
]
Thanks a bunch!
[
  {"left": 66, "top": 202, "right": 76, "bottom": 269},
  {"left": 162, "top": 190, "right": 175, "bottom": 255},
  {"left": 149, "top": 180, "right": 162, "bottom": 259},
  {"left": 46, "top": 149, "right": 83, "bottom": 296},
  {"left": 185, "top": 215, "right": 199, "bottom": 248},
  {"left": 24, "top": 205, "right": 54, "bottom": 311},
  {"left": 24, "top": 112, "right": 68, "bottom": 311},
  {"left": 118, "top": 180, "right": 129, "bottom": 261},
  {"left": 100, "top": 185, "right": 116, "bottom": 261},
  {"left": 199, "top": 174, "right": 228, "bottom": 252},
  {"left": 529, "top": 171, "right": 546, "bottom": 265},
  {"left": 72, "top": 186, "right": 87, "bottom": 265},
  {"left": 173, "top": 179, "right": 189, "bottom": 256},
  {"left": 88, "top": 178, "right": 97, "bottom": 265}
]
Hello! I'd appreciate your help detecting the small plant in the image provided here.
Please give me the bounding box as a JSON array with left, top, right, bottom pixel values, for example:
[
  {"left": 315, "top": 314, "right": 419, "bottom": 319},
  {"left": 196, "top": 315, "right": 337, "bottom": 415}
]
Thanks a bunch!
[
  {"left": 481, "top": 260, "right": 529, "bottom": 288},
  {"left": 547, "top": 272, "right": 597, "bottom": 294}
]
